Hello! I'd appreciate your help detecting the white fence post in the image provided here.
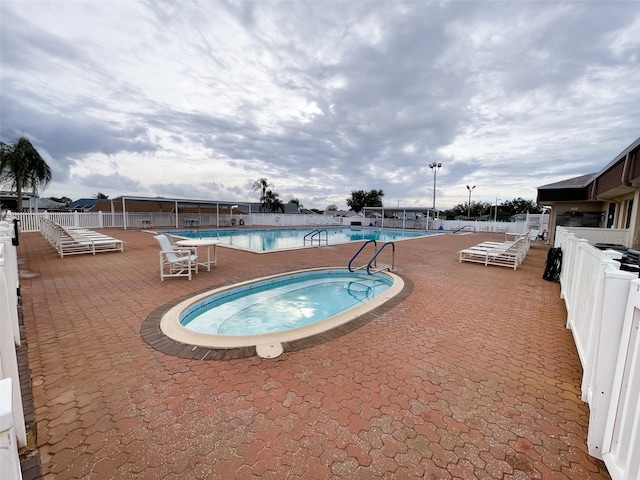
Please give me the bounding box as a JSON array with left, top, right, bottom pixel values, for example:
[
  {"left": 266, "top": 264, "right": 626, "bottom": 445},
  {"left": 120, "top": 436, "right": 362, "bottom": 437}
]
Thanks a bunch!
[
  {"left": 0, "top": 378, "right": 22, "bottom": 480},
  {"left": 601, "top": 279, "right": 640, "bottom": 480},
  {"left": 556, "top": 224, "right": 640, "bottom": 477},
  {"left": 0, "top": 248, "right": 26, "bottom": 448},
  {"left": 562, "top": 237, "right": 590, "bottom": 324},
  {"left": 0, "top": 223, "right": 20, "bottom": 345},
  {"left": 563, "top": 241, "right": 625, "bottom": 402},
  {"left": 586, "top": 266, "right": 636, "bottom": 458}
]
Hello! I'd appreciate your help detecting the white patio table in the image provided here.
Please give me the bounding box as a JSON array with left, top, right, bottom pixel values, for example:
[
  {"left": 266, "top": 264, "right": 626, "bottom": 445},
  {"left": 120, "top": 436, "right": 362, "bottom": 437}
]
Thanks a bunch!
[{"left": 175, "top": 238, "right": 220, "bottom": 272}]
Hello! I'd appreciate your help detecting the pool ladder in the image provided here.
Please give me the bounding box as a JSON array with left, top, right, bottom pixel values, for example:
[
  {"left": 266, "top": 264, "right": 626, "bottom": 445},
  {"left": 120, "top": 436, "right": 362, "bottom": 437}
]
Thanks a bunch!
[
  {"left": 348, "top": 240, "right": 396, "bottom": 274},
  {"left": 304, "top": 229, "right": 328, "bottom": 246}
]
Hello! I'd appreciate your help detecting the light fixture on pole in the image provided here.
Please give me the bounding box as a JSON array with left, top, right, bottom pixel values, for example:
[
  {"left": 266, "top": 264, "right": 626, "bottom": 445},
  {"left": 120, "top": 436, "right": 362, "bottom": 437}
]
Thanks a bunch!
[
  {"left": 466, "top": 185, "right": 475, "bottom": 218},
  {"left": 429, "top": 162, "right": 442, "bottom": 209}
]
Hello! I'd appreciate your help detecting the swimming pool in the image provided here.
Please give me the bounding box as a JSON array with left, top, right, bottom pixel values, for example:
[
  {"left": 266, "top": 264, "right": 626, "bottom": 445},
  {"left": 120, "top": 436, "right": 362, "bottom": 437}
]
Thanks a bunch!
[
  {"left": 160, "top": 268, "right": 404, "bottom": 358},
  {"left": 162, "top": 226, "right": 437, "bottom": 252}
]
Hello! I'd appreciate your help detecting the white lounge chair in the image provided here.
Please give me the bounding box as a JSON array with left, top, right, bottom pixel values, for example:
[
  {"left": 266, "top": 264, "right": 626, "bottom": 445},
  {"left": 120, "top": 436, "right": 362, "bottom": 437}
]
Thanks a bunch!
[
  {"left": 154, "top": 234, "right": 198, "bottom": 280},
  {"left": 39, "top": 218, "right": 125, "bottom": 257},
  {"left": 459, "top": 237, "right": 527, "bottom": 270}
]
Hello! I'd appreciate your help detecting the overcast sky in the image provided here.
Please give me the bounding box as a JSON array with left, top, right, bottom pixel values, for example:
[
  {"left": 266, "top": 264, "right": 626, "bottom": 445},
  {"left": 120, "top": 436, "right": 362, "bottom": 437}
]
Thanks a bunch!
[{"left": 1, "top": 1, "right": 639, "bottom": 210}]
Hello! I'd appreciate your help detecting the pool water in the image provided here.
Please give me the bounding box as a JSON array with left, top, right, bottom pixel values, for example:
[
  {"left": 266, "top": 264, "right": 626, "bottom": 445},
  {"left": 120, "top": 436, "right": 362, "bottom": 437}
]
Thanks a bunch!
[
  {"left": 180, "top": 269, "right": 392, "bottom": 335},
  {"left": 163, "top": 226, "right": 435, "bottom": 252}
]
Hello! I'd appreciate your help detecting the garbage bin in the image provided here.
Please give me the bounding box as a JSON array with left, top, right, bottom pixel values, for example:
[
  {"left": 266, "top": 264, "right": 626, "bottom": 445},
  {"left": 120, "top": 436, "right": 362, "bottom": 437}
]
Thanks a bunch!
[{"left": 11, "top": 218, "right": 19, "bottom": 246}]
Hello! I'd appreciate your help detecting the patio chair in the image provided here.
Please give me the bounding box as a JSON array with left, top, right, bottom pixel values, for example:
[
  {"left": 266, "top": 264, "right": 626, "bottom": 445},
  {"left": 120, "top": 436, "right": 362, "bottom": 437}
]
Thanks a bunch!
[
  {"left": 529, "top": 230, "right": 542, "bottom": 246},
  {"left": 154, "top": 234, "right": 198, "bottom": 280}
]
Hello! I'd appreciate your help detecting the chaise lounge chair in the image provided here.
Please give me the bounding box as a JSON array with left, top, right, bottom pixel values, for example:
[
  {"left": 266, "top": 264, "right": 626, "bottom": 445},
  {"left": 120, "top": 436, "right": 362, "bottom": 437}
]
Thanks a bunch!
[
  {"left": 458, "top": 237, "right": 527, "bottom": 270},
  {"left": 39, "top": 218, "right": 125, "bottom": 257},
  {"left": 154, "top": 234, "right": 198, "bottom": 280}
]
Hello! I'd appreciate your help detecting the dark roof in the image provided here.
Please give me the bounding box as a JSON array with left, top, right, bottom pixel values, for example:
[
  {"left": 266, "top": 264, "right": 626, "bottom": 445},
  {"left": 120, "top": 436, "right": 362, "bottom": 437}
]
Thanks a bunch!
[
  {"left": 538, "top": 173, "right": 597, "bottom": 190},
  {"left": 69, "top": 198, "right": 100, "bottom": 209},
  {"left": 78, "top": 196, "right": 253, "bottom": 213},
  {"left": 89, "top": 198, "right": 244, "bottom": 214},
  {"left": 25, "top": 198, "right": 68, "bottom": 209},
  {"left": 537, "top": 136, "right": 640, "bottom": 200}
]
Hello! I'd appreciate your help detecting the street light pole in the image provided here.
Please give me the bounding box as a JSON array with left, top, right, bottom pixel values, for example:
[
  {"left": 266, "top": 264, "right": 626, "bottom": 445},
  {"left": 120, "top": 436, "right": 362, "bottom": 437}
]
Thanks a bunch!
[
  {"left": 429, "top": 162, "right": 442, "bottom": 209},
  {"left": 466, "top": 185, "right": 475, "bottom": 218},
  {"left": 494, "top": 198, "right": 501, "bottom": 223}
]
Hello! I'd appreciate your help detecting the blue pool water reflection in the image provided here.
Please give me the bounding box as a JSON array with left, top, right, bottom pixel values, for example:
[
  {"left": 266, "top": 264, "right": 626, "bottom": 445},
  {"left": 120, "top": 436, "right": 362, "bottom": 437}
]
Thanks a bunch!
[
  {"left": 180, "top": 269, "right": 393, "bottom": 335},
  {"left": 163, "top": 227, "right": 437, "bottom": 252}
]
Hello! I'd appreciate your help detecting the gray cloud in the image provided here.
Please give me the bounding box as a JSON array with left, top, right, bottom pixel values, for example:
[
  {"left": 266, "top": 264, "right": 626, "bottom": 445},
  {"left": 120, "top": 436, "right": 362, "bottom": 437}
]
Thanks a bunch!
[
  {"left": 1, "top": 0, "right": 639, "bottom": 209},
  {"left": 73, "top": 172, "right": 144, "bottom": 193}
]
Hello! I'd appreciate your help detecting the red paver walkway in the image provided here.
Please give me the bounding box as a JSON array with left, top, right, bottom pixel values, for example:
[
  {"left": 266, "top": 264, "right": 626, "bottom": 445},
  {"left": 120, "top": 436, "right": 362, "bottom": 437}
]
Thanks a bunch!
[{"left": 16, "top": 229, "right": 610, "bottom": 479}]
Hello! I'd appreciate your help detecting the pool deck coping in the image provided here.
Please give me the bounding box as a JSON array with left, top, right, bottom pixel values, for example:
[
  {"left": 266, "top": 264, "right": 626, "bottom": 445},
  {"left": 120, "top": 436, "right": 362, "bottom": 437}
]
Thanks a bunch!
[{"left": 145, "top": 268, "right": 411, "bottom": 359}]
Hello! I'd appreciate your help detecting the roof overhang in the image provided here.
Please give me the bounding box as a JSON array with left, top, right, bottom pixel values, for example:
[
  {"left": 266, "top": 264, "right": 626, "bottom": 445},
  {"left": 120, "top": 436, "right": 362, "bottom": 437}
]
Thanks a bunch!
[
  {"left": 362, "top": 206, "right": 436, "bottom": 213},
  {"left": 537, "top": 136, "right": 640, "bottom": 204}
]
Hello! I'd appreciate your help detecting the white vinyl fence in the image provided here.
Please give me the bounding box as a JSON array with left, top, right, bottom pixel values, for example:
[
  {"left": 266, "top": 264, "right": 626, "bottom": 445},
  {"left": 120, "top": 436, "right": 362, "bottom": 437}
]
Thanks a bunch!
[
  {"left": 11, "top": 211, "right": 548, "bottom": 235},
  {"left": 246, "top": 213, "right": 341, "bottom": 227},
  {"left": 433, "top": 213, "right": 549, "bottom": 234},
  {"left": 0, "top": 220, "right": 26, "bottom": 480},
  {"left": 10, "top": 211, "right": 342, "bottom": 233},
  {"left": 354, "top": 213, "right": 547, "bottom": 234},
  {"left": 555, "top": 226, "right": 640, "bottom": 479}
]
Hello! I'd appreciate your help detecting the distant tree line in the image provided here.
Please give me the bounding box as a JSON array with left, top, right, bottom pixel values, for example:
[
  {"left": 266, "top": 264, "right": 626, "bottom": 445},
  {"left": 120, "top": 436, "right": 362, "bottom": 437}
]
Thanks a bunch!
[
  {"left": 346, "top": 189, "right": 384, "bottom": 212},
  {"left": 441, "top": 198, "right": 542, "bottom": 220},
  {"left": 252, "top": 181, "right": 386, "bottom": 214}
]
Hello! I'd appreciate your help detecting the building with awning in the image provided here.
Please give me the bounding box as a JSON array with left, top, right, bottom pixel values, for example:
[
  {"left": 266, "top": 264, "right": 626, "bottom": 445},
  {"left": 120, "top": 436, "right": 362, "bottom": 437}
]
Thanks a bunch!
[
  {"left": 537, "top": 136, "right": 640, "bottom": 245},
  {"left": 87, "top": 196, "right": 253, "bottom": 229},
  {"left": 360, "top": 206, "right": 439, "bottom": 228},
  {"left": 0, "top": 191, "right": 67, "bottom": 212},
  {"left": 77, "top": 195, "right": 301, "bottom": 229}
]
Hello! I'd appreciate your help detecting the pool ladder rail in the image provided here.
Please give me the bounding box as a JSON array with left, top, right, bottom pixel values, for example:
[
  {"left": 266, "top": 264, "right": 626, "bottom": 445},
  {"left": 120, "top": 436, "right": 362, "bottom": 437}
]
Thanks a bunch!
[
  {"left": 344, "top": 275, "right": 387, "bottom": 299},
  {"left": 452, "top": 225, "right": 473, "bottom": 233},
  {"left": 304, "top": 229, "right": 328, "bottom": 246},
  {"left": 348, "top": 239, "right": 396, "bottom": 274}
]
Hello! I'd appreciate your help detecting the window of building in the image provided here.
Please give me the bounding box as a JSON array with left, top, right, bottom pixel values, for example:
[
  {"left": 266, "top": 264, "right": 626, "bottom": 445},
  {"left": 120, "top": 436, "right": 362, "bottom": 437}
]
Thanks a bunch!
[
  {"left": 625, "top": 199, "right": 634, "bottom": 229},
  {"left": 607, "top": 202, "right": 616, "bottom": 228}
]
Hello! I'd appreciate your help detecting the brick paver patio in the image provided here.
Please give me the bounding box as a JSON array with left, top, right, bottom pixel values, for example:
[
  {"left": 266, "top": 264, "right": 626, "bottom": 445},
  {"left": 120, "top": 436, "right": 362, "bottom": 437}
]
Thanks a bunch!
[{"left": 16, "top": 229, "right": 610, "bottom": 479}]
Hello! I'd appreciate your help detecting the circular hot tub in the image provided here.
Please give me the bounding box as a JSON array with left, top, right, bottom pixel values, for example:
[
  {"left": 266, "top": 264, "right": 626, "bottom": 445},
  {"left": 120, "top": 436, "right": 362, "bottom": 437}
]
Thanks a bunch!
[{"left": 160, "top": 267, "right": 404, "bottom": 358}]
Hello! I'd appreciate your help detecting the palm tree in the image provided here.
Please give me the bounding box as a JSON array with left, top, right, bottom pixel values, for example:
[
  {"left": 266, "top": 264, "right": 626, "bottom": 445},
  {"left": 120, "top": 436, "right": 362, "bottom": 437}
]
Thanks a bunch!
[
  {"left": 0, "top": 137, "right": 52, "bottom": 211},
  {"left": 252, "top": 177, "right": 273, "bottom": 212},
  {"left": 264, "top": 190, "right": 285, "bottom": 213},
  {"left": 272, "top": 199, "right": 285, "bottom": 213},
  {"left": 288, "top": 198, "right": 302, "bottom": 211}
]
